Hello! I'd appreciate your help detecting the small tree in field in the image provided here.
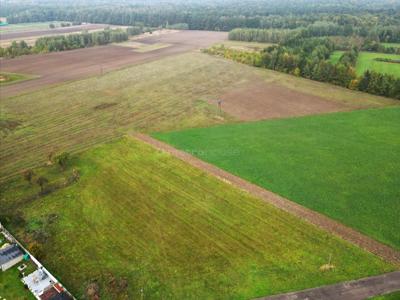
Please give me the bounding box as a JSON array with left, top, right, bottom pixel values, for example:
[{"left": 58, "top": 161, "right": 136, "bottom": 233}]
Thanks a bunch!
[
  {"left": 36, "top": 176, "right": 48, "bottom": 193},
  {"left": 22, "top": 169, "right": 35, "bottom": 184},
  {"left": 54, "top": 152, "right": 70, "bottom": 171}
]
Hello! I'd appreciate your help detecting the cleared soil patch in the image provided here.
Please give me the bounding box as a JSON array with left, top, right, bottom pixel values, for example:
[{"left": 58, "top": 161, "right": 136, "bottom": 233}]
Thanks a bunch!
[
  {"left": 214, "top": 81, "right": 351, "bottom": 121},
  {"left": 0, "top": 30, "right": 227, "bottom": 98}
]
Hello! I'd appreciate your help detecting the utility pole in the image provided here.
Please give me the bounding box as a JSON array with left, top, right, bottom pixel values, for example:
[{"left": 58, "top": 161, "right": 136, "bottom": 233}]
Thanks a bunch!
[{"left": 217, "top": 99, "right": 223, "bottom": 114}]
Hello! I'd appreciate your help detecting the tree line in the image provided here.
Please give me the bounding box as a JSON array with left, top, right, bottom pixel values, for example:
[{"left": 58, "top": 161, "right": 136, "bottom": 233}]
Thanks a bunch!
[
  {"left": 2, "top": 0, "right": 399, "bottom": 32},
  {"left": 204, "top": 38, "right": 400, "bottom": 99},
  {"left": 229, "top": 25, "right": 400, "bottom": 46},
  {"left": 0, "top": 27, "right": 145, "bottom": 58}
]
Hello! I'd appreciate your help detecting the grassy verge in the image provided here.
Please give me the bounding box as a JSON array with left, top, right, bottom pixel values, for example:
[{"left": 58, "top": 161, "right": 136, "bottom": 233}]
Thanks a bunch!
[
  {"left": 154, "top": 107, "right": 400, "bottom": 250},
  {"left": 368, "top": 291, "right": 400, "bottom": 300},
  {"left": 0, "top": 137, "right": 393, "bottom": 299}
]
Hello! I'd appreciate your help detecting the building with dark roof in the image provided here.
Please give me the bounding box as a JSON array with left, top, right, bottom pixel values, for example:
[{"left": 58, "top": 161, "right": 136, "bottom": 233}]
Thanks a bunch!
[{"left": 0, "top": 244, "right": 24, "bottom": 271}]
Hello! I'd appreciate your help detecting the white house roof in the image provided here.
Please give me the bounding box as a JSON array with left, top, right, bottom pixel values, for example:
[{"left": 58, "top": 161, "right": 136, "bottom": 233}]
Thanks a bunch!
[{"left": 23, "top": 269, "right": 54, "bottom": 296}]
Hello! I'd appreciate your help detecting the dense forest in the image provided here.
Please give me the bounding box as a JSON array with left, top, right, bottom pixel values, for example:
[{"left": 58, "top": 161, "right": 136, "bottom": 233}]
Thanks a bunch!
[{"left": 1, "top": 0, "right": 399, "bottom": 32}]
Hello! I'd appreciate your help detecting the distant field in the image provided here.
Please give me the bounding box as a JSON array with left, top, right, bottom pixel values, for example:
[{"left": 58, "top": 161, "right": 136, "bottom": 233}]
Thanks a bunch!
[
  {"left": 356, "top": 52, "right": 400, "bottom": 78},
  {"left": 329, "top": 51, "right": 400, "bottom": 78},
  {"left": 1, "top": 137, "right": 393, "bottom": 299},
  {"left": 0, "top": 22, "right": 127, "bottom": 47},
  {"left": 116, "top": 41, "right": 171, "bottom": 52},
  {"left": 328, "top": 51, "right": 344, "bottom": 64},
  {"left": 0, "top": 22, "right": 65, "bottom": 33},
  {"left": 0, "top": 72, "right": 37, "bottom": 86},
  {"left": 214, "top": 40, "right": 275, "bottom": 51},
  {"left": 382, "top": 43, "right": 400, "bottom": 49},
  {"left": 154, "top": 107, "right": 400, "bottom": 250}
]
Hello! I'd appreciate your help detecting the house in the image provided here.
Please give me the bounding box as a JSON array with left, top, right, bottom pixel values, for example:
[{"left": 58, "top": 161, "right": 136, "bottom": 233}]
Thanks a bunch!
[
  {"left": 23, "top": 268, "right": 54, "bottom": 297},
  {"left": 0, "top": 243, "right": 24, "bottom": 271},
  {"left": 0, "top": 17, "right": 8, "bottom": 26}
]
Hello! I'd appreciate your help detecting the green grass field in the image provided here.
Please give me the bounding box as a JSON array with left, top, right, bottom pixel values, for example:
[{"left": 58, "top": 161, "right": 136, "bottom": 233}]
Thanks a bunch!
[
  {"left": 0, "top": 137, "right": 393, "bottom": 299},
  {"left": 0, "top": 22, "right": 65, "bottom": 33},
  {"left": 328, "top": 51, "right": 344, "bottom": 64},
  {"left": 382, "top": 43, "right": 400, "bottom": 49},
  {"left": 329, "top": 51, "right": 400, "bottom": 78},
  {"left": 356, "top": 52, "right": 400, "bottom": 78},
  {"left": 0, "top": 72, "right": 37, "bottom": 86},
  {"left": 1, "top": 52, "right": 396, "bottom": 181},
  {"left": 154, "top": 107, "right": 400, "bottom": 250}
]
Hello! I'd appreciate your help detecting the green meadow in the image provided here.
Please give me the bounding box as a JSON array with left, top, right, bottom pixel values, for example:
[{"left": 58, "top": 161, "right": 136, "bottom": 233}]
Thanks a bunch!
[
  {"left": 154, "top": 107, "right": 400, "bottom": 250},
  {"left": 329, "top": 51, "right": 400, "bottom": 78},
  {"left": 328, "top": 51, "right": 344, "bottom": 64},
  {"left": 382, "top": 43, "right": 400, "bottom": 49},
  {"left": 0, "top": 138, "right": 393, "bottom": 299},
  {"left": 356, "top": 52, "right": 400, "bottom": 78}
]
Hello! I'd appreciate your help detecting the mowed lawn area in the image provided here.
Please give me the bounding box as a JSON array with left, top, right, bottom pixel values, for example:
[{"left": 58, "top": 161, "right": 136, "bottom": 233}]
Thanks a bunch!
[
  {"left": 0, "top": 266, "right": 35, "bottom": 300},
  {"left": 1, "top": 138, "right": 393, "bottom": 299},
  {"left": 154, "top": 107, "right": 400, "bottom": 250},
  {"left": 0, "top": 254, "right": 37, "bottom": 300},
  {"left": 356, "top": 52, "right": 400, "bottom": 78}
]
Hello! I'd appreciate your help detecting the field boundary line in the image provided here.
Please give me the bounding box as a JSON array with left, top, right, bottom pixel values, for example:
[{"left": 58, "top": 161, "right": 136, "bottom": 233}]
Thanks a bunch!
[
  {"left": 133, "top": 133, "right": 400, "bottom": 266},
  {"left": 258, "top": 271, "right": 400, "bottom": 300}
]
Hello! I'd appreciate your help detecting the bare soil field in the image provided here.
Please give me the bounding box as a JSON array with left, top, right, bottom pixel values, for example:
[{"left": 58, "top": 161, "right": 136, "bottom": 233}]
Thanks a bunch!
[
  {"left": 213, "top": 80, "right": 353, "bottom": 121},
  {"left": 0, "top": 30, "right": 228, "bottom": 98}
]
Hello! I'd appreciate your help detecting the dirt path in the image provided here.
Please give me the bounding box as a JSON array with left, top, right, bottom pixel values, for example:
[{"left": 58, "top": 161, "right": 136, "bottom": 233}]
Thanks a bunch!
[
  {"left": 134, "top": 133, "right": 400, "bottom": 266},
  {"left": 259, "top": 271, "right": 400, "bottom": 300}
]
